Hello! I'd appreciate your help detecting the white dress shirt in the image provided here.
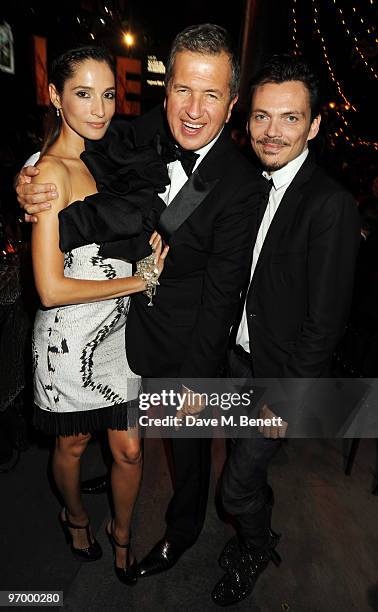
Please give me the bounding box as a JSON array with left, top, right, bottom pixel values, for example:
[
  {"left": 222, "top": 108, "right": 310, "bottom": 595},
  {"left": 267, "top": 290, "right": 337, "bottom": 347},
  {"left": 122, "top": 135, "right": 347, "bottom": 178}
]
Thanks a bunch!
[
  {"left": 159, "top": 130, "right": 223, "bottom": 206},
  {"left": 236, "top": 148, "right": 309, "bottom": 352}
]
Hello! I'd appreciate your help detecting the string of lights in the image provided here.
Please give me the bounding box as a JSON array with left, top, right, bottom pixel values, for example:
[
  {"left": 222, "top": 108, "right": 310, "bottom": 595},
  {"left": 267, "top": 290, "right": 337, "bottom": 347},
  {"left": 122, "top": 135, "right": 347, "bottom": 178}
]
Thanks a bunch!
[
  {"left": 290, "top": 0, "right": 301, "bottom": 55},
  {"left": 328, "top": 105, "right": 356, "bottom": 149},
  {"left": 311, "top": 0, "right": 378, "bottom": 150},
  {"left": 351, "top": 3, "right": 377, "bottom": 40},
  {"left": 327, "top": 105, "right": 378, "bottom": 150},
  {"left": 312, "top": 0, "right": 357, "bottom": 111},
  {"left": 330, "top": 0, "right": 378, "bottom": 80}
]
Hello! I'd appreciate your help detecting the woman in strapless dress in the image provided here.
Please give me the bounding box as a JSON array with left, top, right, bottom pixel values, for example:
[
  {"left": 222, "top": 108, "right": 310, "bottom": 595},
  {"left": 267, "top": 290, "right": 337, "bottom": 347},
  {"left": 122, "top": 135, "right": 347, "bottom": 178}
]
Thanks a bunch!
[{"left": 30, "top": 45, "right": 168, "bottom": 584}]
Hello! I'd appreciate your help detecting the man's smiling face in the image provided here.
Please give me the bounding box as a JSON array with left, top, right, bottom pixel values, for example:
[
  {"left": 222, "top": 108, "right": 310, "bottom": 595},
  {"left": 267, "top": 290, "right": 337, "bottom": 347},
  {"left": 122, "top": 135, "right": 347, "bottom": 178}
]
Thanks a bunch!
[{"left": 164, "top": 50, "right": 238, "bottom": 151}]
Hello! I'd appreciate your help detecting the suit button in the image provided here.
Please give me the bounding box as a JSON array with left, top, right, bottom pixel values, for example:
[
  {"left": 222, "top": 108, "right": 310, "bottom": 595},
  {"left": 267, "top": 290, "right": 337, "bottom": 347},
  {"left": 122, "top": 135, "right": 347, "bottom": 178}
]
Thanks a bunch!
[{"left": 248, "top": 313, "right": 257, "bottom": 318}]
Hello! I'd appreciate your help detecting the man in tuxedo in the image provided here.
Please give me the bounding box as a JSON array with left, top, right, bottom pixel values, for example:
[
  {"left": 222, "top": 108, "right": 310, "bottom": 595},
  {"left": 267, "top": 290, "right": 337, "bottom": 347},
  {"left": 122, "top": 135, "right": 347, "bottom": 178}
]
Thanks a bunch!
[
  {"left": 211, "top": 54, "right": 361, "bottom": 606},
  {"left": 16, "top": 25, "right": 263, "bottom": 576}
]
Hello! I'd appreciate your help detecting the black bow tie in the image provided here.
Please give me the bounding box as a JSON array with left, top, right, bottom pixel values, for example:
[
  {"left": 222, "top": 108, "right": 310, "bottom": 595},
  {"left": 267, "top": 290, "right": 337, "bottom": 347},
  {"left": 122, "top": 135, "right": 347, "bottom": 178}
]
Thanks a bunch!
[{"left": 160, "top": 139, "right": 200, "bottom": 177}]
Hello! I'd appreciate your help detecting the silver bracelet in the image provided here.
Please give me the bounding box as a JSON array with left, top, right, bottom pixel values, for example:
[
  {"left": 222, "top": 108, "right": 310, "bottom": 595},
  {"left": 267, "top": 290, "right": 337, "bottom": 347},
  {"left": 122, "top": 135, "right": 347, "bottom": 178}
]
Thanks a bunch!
[{"left": 135, "top": 253, "right": 160, "bottom": 307}]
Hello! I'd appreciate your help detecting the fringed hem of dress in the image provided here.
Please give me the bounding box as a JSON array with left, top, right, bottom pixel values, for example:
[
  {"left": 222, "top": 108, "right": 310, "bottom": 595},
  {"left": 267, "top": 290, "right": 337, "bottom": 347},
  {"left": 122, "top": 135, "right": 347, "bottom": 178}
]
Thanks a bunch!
[{"left": 33, "top": 400, "right": 139, "bottom": 436}]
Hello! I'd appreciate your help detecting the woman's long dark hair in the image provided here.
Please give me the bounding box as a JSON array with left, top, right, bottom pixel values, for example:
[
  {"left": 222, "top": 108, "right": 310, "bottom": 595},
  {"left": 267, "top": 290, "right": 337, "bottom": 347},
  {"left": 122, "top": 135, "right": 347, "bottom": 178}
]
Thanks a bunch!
[{"left": 41, "top": 46, "right": 115, "bottom": 157}]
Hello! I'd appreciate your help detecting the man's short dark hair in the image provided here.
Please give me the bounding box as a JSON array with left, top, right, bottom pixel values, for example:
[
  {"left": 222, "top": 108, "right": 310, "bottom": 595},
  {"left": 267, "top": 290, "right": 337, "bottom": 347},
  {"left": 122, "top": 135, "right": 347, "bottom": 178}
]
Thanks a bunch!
[
  {"left": 165, "top": 23, "right": 240, "bottom": 99},
  {"left": 249, "top": 54, "right": 321, "bottom": 120}
]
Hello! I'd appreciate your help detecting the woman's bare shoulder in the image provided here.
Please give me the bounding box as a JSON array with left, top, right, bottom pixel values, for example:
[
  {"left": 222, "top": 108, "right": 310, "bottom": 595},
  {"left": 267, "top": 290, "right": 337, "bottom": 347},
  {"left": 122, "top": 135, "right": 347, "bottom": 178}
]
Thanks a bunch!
[{"left": 35, "top": 154, "right": 70, "bottom": 177}]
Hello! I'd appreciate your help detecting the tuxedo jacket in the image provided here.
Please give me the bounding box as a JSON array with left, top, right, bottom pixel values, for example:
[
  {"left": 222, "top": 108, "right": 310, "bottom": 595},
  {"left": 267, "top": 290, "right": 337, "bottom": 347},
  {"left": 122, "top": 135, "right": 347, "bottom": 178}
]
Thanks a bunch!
[
  {"left": 116, "top": 108, "right": 262, "bottom": 378},
  {"left": 244, "top": 153, "right": 361, "bottom": 379},
  {"left": 57, "top": 106, "right": 261, "bottom": 379}
]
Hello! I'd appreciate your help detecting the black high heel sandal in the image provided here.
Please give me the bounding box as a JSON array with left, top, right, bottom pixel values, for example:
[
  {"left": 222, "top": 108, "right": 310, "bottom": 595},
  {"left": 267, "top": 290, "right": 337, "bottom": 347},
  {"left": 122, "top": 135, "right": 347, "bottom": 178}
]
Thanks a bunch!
[
  {"left": 106, "top": 520, "right": 138, "bottom": 585},
  {"left": 59, "top": 508, "right": 102, "bottom": 562}
]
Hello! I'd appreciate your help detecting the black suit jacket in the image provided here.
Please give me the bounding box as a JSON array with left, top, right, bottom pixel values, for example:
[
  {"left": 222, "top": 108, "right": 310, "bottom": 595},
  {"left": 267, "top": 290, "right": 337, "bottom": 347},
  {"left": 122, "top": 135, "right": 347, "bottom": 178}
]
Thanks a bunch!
[
  {"left": 245, "top": 154, "right": 360, "bottom": 379},
  {"left": 121, "top": 110, "right": 262, "bottom": 378},
  {"left": 60, "top": 106, "right": 263, "bottom": 378}
]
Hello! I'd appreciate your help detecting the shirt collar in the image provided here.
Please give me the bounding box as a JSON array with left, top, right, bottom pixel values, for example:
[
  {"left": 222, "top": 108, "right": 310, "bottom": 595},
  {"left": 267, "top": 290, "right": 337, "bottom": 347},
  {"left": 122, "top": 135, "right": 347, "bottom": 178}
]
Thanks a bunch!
[{"left": 262, "top": 148, "right": 309, "bottom": 190}]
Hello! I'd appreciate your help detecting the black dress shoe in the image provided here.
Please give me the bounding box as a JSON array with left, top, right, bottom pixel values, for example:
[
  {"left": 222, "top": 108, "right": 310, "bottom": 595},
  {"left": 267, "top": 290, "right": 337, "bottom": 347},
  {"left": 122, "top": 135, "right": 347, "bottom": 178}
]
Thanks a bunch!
[
  {"left": 219, "top": 485, "right": 278, "bottom": 570},
  {"left": 218, "top": 527, "right": 281, "bottom": 570},
  {"left": 138, "top": 538, "right": 185, "bottom": 577},
  {"left": 80, "top": 474, "right": 109, "bottom": 494},
  {"left": 211, "top": 535, "right": 281, "bottom": 607}
]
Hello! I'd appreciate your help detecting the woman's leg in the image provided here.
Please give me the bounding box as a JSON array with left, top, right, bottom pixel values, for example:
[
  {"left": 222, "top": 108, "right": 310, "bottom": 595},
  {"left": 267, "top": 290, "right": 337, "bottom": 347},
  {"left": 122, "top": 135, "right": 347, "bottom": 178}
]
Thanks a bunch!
[
  {"left": 52, "top": 432, "right": 92, "bottom": 548},
  {"left": 107, "top": 427, "right": 142, "bottom": 566}
]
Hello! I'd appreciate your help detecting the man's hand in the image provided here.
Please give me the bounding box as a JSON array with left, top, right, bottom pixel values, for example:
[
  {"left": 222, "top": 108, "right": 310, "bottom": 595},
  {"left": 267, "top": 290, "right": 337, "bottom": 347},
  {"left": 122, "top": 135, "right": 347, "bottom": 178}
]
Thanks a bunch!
[
  {"left": 16, "top": 166, "right": 58, "bottom": 223},
  {"left": 258, "top": 404, "right": 288, "bottom": 439},
  {"left": 175, "top": 386, "right": 206, "bottom": 430}
]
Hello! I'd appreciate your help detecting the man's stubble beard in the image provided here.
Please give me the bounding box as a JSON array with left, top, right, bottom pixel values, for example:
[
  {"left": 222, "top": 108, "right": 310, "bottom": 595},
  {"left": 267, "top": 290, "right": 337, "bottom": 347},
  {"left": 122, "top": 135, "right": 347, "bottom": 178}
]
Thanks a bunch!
[
  {"left": 262, "top": 160, "right": 288, "bottom": 172},
  {"left": 254, "top": 139, "right": 291, "bottom": 173}
]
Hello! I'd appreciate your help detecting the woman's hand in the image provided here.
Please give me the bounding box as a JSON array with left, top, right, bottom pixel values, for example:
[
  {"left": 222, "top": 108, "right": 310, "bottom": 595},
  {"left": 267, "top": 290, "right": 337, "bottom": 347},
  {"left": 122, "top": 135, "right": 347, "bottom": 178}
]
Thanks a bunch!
[{"left": 149, "top": 231, "right": 169, "bottom": 276}]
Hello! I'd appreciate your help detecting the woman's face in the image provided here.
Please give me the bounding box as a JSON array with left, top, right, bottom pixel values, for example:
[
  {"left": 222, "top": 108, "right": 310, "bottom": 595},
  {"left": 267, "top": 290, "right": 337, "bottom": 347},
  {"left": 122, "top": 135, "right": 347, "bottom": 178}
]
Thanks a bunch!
[{"left": 52, "top": 59, "right": 116, "bottom": 140}]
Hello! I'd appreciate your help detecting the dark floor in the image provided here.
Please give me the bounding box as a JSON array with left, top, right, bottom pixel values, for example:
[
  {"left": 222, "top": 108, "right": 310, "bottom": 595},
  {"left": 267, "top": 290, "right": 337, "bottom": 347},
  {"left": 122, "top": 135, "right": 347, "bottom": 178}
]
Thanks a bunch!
[{"left": 1, "top": 436, "right": 377, "bottom": 611}]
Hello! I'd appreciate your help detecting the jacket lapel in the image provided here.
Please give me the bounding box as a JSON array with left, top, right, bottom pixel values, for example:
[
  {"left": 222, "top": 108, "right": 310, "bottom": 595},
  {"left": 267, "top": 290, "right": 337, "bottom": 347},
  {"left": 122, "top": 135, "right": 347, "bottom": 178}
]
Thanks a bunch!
[
  {"left": 157, "top": 128, "right": 233, "bottom": 239},
  {"left": 158, "top": 170, "right": 219, "bottom": 238},
  {"left": 250, "top": 154, "right": 317, "bottom": 284}
]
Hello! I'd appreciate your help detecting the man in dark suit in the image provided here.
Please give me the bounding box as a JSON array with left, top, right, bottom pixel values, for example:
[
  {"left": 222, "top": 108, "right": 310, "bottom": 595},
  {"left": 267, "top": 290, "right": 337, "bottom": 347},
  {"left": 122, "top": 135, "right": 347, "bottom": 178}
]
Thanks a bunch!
[
  {"left": 121, "top": 28, "right": 262, "bottom": 575},
  {"left": 16, "top": 25, "right": 263, "bottom": 576},
  {"left": 211, "top": 55, "right": 361, "bottom": 606}
]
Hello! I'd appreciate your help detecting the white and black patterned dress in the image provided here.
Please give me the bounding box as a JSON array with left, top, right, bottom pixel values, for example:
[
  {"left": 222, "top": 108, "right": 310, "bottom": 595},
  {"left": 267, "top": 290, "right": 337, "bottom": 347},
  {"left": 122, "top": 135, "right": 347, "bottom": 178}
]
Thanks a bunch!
[{"left": 32, "top": 243, "right": 140, "bottom": 436}]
